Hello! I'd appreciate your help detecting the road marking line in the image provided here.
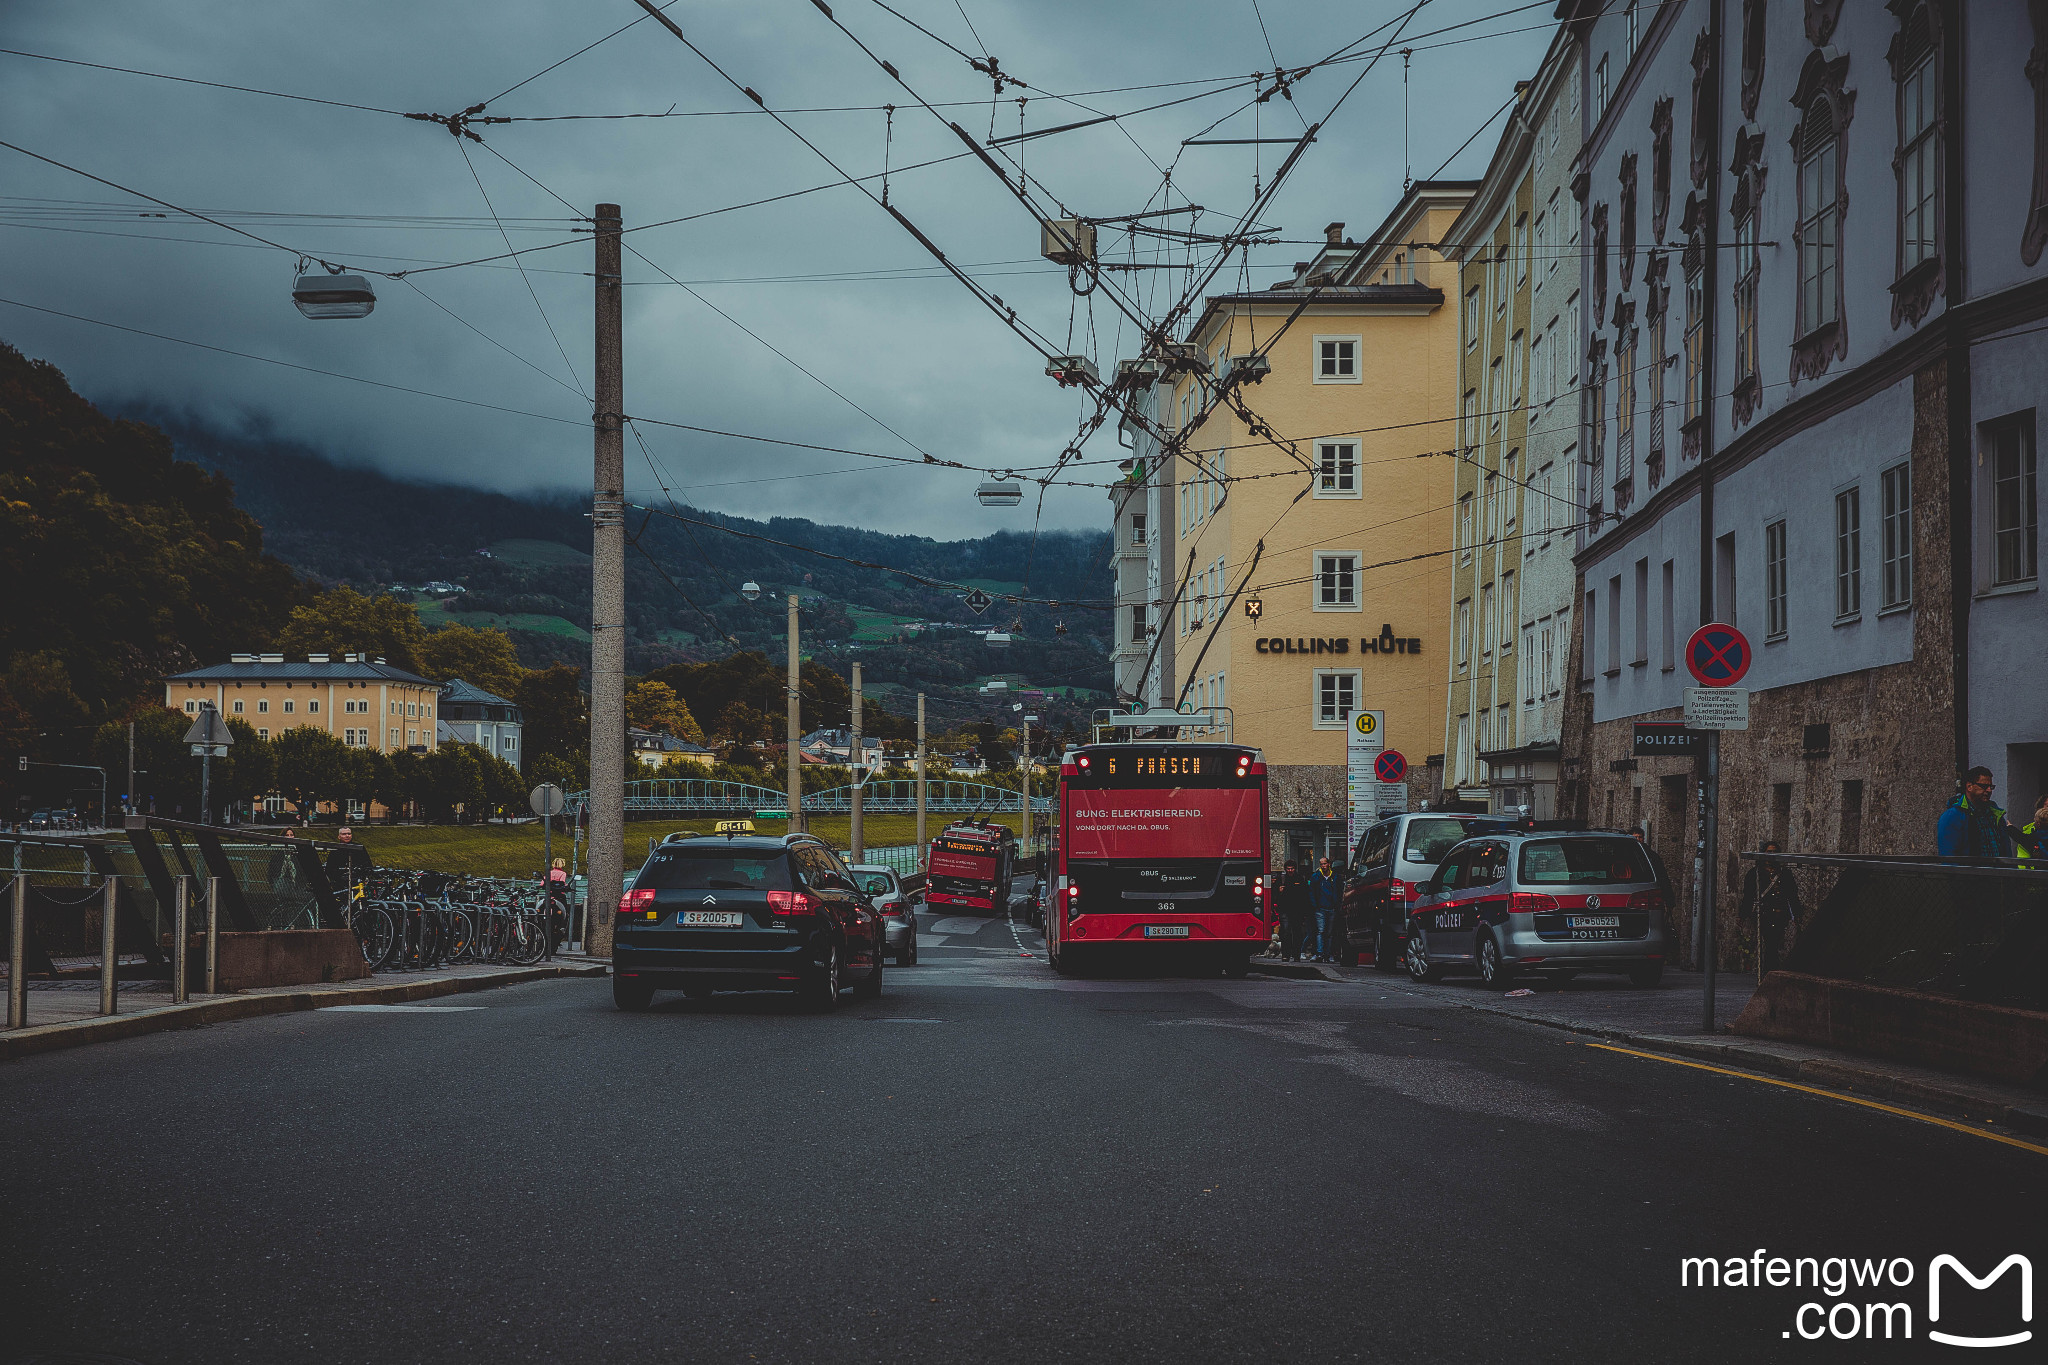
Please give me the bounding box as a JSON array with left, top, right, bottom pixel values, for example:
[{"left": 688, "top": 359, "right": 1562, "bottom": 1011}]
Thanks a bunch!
[
  {"left": 1586, "top": 1043, "right": 2048, "bottom": 1157},
  {"left": 325, "top": 1004, "right": 487, "bottom": 1013},
  {"left": 1005, "top": 882, "right": 1038, "bottom": 960}
]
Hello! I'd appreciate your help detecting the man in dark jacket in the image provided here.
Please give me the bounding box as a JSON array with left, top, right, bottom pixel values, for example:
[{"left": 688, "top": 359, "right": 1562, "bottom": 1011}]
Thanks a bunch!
[
  {"left": 1277, "top": 861, "right": 1312, "bottom": 961},
  {"left": 1307, "top": 855, "right": 1343, "bottom": 963},
  {"left": 1936, "top": 767, "right": 2028, "bottom": 860}
]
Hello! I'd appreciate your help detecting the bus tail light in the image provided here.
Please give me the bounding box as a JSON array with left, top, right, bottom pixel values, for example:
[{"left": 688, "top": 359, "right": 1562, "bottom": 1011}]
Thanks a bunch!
[
  {"left": 766, "top": 889, "right": 822, "bottom": 918},
  {"left": 1628, "top": 890, "right": 1665, "bottom": 912},
  {"left": 617, "top": 888, "right": 657, "bottom": 921},
  {"left": 1064, "top": 884, "right": 1082, "bottom": 920},
  {"left": 1253, "top": 875, "right": 1267, "bottom": 917},
  {"left": 1509, "top": 893, "right": 1560, "bottom": 914}
]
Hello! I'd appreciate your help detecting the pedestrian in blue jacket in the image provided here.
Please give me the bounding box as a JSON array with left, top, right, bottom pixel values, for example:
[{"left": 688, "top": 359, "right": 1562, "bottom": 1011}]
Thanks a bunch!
[
  {"left": 1307, "top": 855, "right": 1343, "bottom": 963},
  {"left": 1936, "top": 767, "right": 2028, "bottom": 860}
]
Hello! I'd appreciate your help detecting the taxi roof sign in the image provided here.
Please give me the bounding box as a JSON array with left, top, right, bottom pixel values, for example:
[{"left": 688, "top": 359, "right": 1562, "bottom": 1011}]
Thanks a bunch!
[{"left": 713, "top": 819, "right": 755, "bottom": 836}]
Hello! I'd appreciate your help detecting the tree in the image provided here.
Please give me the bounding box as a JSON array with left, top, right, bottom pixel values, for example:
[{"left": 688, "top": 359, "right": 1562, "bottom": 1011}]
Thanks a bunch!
[
  {"left": 217, "top": 718, "right": 276, "bottom": 816},
  {"left": 276, "top": 587, "right": 428, "bottom": 672},
  {"left": 715, "top": 700, "right": 773, "bottom": 747},
  {"left": 526, "top": 751, "right": 587, "bottom": 797},
  {"left": 625, "top": 679, "right": 703, "bottom": 740},
  {"left": 513, "top": 663, "right": 586, "bottom": 765},
  {"left": 416, "top": 621, "right": 526, "bottom": 698},
  {"left": 272, "top": 726, "right": 351, "bottom": 821}
]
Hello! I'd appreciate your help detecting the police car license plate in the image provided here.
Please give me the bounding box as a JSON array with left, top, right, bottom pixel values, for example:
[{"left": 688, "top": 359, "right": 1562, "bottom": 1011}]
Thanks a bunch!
[
  {"left": 1568, "top": 915, "right": 1620, "bottom": 928},
  {"left": 1143, "top": 925, "right": 1190, "bottom": 938},
  {"left": 682, "top": 910, "right": 742, "bottom": 927}
]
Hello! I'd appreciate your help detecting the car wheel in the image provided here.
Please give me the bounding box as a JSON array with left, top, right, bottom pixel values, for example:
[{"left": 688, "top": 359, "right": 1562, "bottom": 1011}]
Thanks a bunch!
[
  {"left": 1373, "top": 929, "right": 1400, "bottom": 973},
  {"left": 613, "top": 974, "right": 655, "bottom": 1012},
  {"left": 1404, "top": 931, "right": 1442, "bottom": 983},
  {"left": 803, "top": 943, "right": 842, "bottom": 1011},
  {"left": 856, "top": 947, "right": 883, "bottom": 999},
  {"left": 1628, "top": 961, "right": 1665, "bottom": 988},
  {"left": 1477, "top": 933, "right": 1514, "bottom": 991}
]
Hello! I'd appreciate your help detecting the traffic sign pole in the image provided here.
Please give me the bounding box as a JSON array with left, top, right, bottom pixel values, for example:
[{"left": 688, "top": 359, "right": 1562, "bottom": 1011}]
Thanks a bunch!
[{"left": 1681, "top": 622, "right": 1747, "bottom": 1034}]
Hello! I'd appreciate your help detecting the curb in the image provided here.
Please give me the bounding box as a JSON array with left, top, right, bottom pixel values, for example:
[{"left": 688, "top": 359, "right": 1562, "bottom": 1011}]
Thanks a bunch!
[
  {"left": 1248, "top": 958, "right": 1349, "bottom": 981},
  {"left": 0, "top": 962, "right": 607, "bottom": 1063}
]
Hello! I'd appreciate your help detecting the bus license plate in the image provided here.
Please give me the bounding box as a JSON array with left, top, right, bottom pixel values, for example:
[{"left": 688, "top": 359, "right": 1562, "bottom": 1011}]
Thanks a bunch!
[
  {"left": 1568, "top": 915, "right": 1620, "bottom": 928},
  {"left": 1144, "top": 925, "right": 1190, "bottom": 938},
  {"left": 682, "top": 910, "right": 742, "bottom": 927}
]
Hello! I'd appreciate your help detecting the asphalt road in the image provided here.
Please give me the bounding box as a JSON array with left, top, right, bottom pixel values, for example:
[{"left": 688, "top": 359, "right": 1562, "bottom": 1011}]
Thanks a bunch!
[{"left": 2, "top": 904, "right": 2039, "bottom": 1364}]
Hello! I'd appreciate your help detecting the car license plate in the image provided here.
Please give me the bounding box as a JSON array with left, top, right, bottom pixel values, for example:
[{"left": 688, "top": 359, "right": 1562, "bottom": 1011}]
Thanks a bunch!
[
  {"left": 1569, "top": 915, "right": 1620, "bottom": 928},
  {"left": 1143, "top": 925, "right": 1190, "bottom": 938},
  {"left": 681, "top": 910, "right": 742, "bottom": 927}
]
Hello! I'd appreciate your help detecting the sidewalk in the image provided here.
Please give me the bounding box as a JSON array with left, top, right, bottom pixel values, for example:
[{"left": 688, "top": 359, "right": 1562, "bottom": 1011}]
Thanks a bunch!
[
  {"left": 1, "top": 959, "right": 606, "bottom": 1062},
  {"left": 1251, "top": 956, "right": 2048, "bottom": 1138}
]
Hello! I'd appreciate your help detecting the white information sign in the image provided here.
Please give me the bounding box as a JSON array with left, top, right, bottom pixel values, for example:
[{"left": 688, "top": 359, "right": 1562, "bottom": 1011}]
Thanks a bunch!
[
  {"left": 1345, "top": 710, "right": 1386, "bottom": 851},
  {"left": 1683, "top": 687, "right": 1751, "bottom": 730}
]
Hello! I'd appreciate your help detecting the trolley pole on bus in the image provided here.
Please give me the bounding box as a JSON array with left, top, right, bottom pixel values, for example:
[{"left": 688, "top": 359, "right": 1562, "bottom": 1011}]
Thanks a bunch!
[{"left": 1019, "top": 713, "right": 1032, "bottom": 850}]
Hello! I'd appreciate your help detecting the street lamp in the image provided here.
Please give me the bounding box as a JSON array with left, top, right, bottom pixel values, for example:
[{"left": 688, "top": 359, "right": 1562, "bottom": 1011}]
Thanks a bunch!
[
  {"left": 740, "top": 581, "right": 762, "bottom": 602},
  {"left": 291, "top": 263, "right": 376, "bottom": 320},
  {"left": 977, "top": 479, "right": 1023, "bottom": 507}
]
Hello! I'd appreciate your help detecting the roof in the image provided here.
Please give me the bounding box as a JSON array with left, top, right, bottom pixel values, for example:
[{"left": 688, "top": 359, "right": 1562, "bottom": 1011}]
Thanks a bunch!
[
  {"left": 629, "top": 727, "right": 714, "bottom": 754},
  {"left": 440, "top": 677, "right": 516, "bottom": 707},
  {"left": 168, "top": 659, "right": 438, "bottom": 686}
]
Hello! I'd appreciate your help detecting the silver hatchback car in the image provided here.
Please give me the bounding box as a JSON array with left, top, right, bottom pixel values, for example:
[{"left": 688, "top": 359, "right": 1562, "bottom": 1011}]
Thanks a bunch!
[
  {"left": 849, "top": 865, "right": 918, "bottom": 965},
  {"left": 1404, "top": 832, "right": 1670, "bottom": 990}
]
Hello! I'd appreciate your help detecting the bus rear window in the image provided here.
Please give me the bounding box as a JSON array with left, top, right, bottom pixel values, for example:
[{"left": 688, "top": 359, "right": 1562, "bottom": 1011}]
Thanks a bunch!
[
  {"left": 1517, "top": 838, "right": 1652, "bottom": 885},
  {"left": 639, "top": 851, "right": 792, "bottom": 891}
]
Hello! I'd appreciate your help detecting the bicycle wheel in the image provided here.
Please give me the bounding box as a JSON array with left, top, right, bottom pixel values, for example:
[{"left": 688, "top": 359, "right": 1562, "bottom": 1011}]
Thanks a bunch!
[
  {"left": 444, "top": 908, "right": 476, "bottom": 962},
  {"left": 507, "top": 913, "right": 549, "bottom": 966},
  {"left": 368, "top": 904, "right": 402, "bottom": 969}
]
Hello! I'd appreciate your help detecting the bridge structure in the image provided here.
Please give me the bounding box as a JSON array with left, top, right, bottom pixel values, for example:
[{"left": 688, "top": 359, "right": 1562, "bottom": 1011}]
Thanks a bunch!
[{"left": 566, "top": 778, "right": 1053, "bottom": 816}]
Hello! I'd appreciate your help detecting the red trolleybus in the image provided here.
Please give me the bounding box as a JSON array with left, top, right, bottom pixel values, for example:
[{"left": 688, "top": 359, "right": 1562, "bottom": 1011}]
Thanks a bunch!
[
  {"left": 923, "top": 819, "right": 1017, "bottom": 912},
  {"left": 1047, "top": 740, "right": 1270, "bottom": 976}
]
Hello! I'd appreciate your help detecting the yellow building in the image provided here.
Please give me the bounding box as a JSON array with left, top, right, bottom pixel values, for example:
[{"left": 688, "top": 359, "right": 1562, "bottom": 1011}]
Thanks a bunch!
[
  {"left": 1162, "top": 182, "right": 1475, "bottom": 865},
  {"left": 164, "top": 653, "right": 443, "bottom": 753}
]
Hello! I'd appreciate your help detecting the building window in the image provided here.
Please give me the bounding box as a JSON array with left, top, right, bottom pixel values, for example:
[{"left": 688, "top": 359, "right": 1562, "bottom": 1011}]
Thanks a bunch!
[
  {"left": 1632, "top": 558, "right": 1649, "bottom": 665},
  {"left": 1733, "top": 193, "right": 1760, "bottom": 392},
  {"left": 258, "top": 728, "right": 270, "bottom": 740},
  {"left": 1798, "top": 103, "right": 1842, "bottom": 336},
  {"left": 1514, "top": 214, "right": 1529, "bottom": 288},
  {"left": 1456, "top": 598, "right": 1472, "bottom": 670},
  {"left": 1564, "top": 292, "right": 1580, "bottom": 387},
  {"left": 1509, "top": 329, "right": 1526, "bottom": 408},
  {"left": 258, "top": 700, "right": 269, "bottom": 714},
  {"left": 1465, "top": 285, "right": 1481, "bottom": 347},
  {"left": 1765, "top": 519, "right": 1789, "bottom": 639},
  {"left": 1881, "top": 462, "right": 1913, "bottom": 608},
  {"left": 1614, "top": 330, "right": 1636, "bottom": 508},
  {"left": 1315, "top": 552, "right": 1359, "bottom": 610},
  {"left": 1891, "top": 6, "right": 1941, "bottom": 326},
  {"left": 1987, "top": 416, "right": 2039, "bottom": 586},
  {"left": 1129, "top": 513, "right": 1147, "bottom": 546},
  {"left": 1835, "top": 488, "right": 1862, "bottom": 619},
  {"left": 282, "top": 700, "right": 294, "bottom": 714},
  {"left": 1539, "top": 620, "right": 1556, "bottom": 697},
  {"left": 1500, "top": 572, "right": 1515, "bottom": 649},
  {"left": 1683, "top": 263, "right": 1705, "bottom": 426},
  {"left": 1625, "top": 0, "right": 1640, "bottom": 62},
  {"left": 232, "top": 699, "right": 243, "bottom": 713},
  {"left": 1480, "top": 583, "right": 1495, "bottom": 660},
  {"left": 1595, "top": 54, "right": 1610, "bottom": 120},
  {"left": 307, "top": 700, "right": 319, "bottom": 714},
  {"left": 1313, "top": 670, "right": 1360, "bottom": 728},
  {"left": 1458, "top": 494, "right": 1474, "bottom": 564},
  {"left": 1316, "top": 442, "right": 1359, "bottom": 496},
  {"left": 506, "top": 736, "right": 517, "bottom": 752},
  {"left": 1488, "top": 356, "right": 1504, "bottom": 433},
  {"left": 1314, "top": 336, "right": 1360, "bottom": 382},
  {"left": 1461, "top": 389, "right": 1478, "bottom": 448},
  {"left": 1503, "top": 452, "right": 1518, "bottom": 531},
  {"left": 184, "top": 699, "right": 197, "bottom": 713}
]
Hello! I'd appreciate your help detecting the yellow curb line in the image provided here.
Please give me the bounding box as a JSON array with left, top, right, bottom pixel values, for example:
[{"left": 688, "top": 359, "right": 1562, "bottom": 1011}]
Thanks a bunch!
[{"left": 1586, "top": 1042, "right": 2048, "bottom": 1158}]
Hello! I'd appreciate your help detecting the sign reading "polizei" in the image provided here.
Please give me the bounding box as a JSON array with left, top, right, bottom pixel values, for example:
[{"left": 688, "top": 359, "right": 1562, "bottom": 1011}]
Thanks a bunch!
[
  {"left": 1256, "top": 626, "right": 1423, "bottom": 657},
  {"left": 1633, "top": 722, "right": 1705, "bottom": 757}
]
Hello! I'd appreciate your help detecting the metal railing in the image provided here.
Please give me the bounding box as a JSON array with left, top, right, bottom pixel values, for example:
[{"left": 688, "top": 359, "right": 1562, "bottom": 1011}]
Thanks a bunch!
[
  {"left": 566, "top": 777, "right": 1055, "bottom": 815},
  {"left": 4, "top": 869, "right": 227, "bottom": 1029},
  {"left": 1744, "top": 852, "right": 2048, "bottom": 1010}
]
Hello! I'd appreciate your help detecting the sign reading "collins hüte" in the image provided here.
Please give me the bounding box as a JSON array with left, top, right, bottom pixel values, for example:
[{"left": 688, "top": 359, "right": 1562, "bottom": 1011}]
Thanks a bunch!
[{"left": 1256, "top": 624, "right": 1423, "bottom": 657}]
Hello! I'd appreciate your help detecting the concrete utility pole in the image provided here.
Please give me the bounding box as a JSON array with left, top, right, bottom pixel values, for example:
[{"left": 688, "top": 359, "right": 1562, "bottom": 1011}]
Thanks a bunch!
[
  {"left": 786, "top": 594, "right": 803, "bottom": 833},
  {"left": 586, "top": 202, "right": 626, "bottom": 959},
  {"left": 125, "top": 722, "right": 135, "bottom": 818},
  {"left": 915, "top": 693, "right": 927, "bottom": 864},
  {"left": 850, "top": 662, "right": 864, "bottom": 862},
  {"left": 1020, "top": 713, "right": 1032, "bottom": 849}
]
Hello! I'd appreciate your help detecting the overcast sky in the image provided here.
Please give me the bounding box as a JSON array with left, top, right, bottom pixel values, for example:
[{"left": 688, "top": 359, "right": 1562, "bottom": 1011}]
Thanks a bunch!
[{"left": 1, "top": 0, "right": 1551, "bottom": 536}]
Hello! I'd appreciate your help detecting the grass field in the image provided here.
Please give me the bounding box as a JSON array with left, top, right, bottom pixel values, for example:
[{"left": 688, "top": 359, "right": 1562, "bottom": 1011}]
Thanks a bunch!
[
  {"left": 844, "top": 605, "right": 923, "bottom": 642},
  {"left": 407, "top": 595, "right": 591, "bottom": 640},
  {"left": 357, "top": 812, "right": 1029, "bottom": 878}
]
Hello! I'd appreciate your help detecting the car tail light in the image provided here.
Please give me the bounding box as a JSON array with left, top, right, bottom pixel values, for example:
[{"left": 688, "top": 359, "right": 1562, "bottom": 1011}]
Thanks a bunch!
[
  {"left": 616, "top": 888, "right": 657, "bottom": 921},
  {"left": 1390, "top": 879, "right": 1412, "bottom": 903},
  {"left": 1628, "top": 890, "right": 1665, "bottom": 912},
  {"left": 766, "top": 889, "right": 821, "bottom": 918},
  {"left": 1509, "top": 892, "right": 1560, "bottom": 914}
]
